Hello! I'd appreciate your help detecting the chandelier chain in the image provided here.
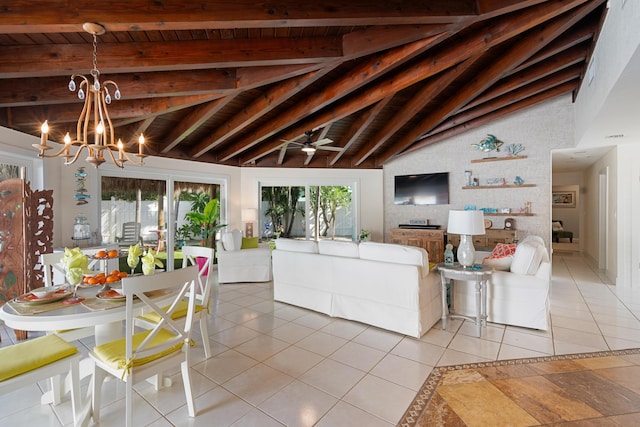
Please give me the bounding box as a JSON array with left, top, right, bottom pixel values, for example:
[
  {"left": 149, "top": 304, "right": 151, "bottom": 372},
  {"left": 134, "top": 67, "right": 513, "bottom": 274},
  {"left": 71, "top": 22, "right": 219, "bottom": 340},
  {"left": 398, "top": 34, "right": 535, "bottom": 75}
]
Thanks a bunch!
[{"left": 91, "top": 33, "right": 100, "bottom": 79}]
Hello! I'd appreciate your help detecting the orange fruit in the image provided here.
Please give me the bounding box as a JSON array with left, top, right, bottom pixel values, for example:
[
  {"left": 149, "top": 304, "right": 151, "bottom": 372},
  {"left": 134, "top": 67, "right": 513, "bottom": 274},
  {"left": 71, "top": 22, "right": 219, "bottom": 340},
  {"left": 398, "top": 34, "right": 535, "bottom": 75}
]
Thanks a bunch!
[
  {"left": 96, "top": 250, "right": 107, "bottom": 258},
  {"left": 87, "top": 277, "right": 99, "bottom": 285},
  {"left": 106, "top": 275, "right": 120, "bottom": 283},
  {"left": 95, "top": 273, "right": 105, "bottom": 278},
  {"left": 111, "top": 269, "right": 120, "bottom": 276},
  {"left": 118, "top": 271, "right": 128, "bottom": 278},
  {"left": 108, "top": 249, "right": 119, "bottom": 258}
]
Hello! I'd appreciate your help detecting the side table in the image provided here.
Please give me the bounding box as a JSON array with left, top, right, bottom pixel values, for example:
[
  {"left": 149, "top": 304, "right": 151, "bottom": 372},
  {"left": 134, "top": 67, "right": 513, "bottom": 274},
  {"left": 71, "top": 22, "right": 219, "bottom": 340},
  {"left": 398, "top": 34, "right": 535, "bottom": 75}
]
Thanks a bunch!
[{"left": 437, "top": 263, "right": 494, "bottom": 337}]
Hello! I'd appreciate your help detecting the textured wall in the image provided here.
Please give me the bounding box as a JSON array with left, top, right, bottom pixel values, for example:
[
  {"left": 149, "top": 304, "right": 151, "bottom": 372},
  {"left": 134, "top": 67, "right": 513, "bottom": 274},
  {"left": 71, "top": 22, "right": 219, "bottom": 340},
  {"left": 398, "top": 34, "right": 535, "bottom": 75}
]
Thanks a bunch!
[{"left": 384, "top": 95, "right": 576, "bottom": 250}]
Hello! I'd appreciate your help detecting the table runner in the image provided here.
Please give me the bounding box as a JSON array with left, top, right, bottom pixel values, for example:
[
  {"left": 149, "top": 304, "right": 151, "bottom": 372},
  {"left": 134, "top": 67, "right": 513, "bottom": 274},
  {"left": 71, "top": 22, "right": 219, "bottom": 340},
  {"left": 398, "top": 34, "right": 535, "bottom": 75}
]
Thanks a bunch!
[{"left": 5, "top": 289, "right": 173, "bottom": 315}]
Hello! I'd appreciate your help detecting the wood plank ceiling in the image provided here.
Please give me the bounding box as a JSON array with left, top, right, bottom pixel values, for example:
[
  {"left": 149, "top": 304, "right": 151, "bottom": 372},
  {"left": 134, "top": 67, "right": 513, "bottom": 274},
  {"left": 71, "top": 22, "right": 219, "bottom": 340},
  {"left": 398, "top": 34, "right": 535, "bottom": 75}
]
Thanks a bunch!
[{"left": 0, "top": 0, "right": 606, "bottom": 169}]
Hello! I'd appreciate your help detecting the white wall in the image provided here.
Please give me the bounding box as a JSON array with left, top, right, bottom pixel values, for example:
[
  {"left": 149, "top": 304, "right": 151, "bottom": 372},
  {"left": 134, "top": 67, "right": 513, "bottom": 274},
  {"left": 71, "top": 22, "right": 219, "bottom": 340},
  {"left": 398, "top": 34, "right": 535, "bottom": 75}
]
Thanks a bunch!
[
  {"left": 384, "top": 96, "right": 576, "bottom": 249},
  {"left": 240, "top": 167, "right": 384, "bottom": 242},
  {"left": 574, "top": 0, "right": 640, "bottom": 148},
  {"left": 584, "top": 147, "right": 617, "bottom": 283}
]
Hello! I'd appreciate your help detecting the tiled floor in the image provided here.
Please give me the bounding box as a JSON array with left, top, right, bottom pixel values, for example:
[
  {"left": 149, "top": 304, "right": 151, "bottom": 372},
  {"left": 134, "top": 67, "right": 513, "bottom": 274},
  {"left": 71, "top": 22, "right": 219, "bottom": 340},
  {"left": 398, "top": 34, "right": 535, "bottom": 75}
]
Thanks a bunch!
[{"left": 2, "top": 250, "right": 640, "bottom": 426}]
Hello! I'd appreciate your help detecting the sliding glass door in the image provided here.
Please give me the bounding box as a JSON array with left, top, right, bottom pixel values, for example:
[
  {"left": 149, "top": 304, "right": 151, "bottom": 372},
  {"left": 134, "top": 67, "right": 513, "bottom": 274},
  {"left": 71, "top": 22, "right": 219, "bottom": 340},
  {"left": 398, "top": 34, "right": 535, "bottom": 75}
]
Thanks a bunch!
[{"left": 260, "top": 184, "right": 354, "bottom": 241}]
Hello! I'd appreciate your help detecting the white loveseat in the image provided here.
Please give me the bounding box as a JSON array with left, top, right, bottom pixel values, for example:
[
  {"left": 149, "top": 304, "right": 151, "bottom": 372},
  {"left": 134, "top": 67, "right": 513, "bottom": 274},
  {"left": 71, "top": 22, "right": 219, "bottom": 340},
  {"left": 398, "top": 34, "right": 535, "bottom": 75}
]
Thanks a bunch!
[
  {"left": 451, "top": 236, "right": 551, "bottom": 330},
  {"left": 272, "top": 238, "right": 442, "bottom": 338}
]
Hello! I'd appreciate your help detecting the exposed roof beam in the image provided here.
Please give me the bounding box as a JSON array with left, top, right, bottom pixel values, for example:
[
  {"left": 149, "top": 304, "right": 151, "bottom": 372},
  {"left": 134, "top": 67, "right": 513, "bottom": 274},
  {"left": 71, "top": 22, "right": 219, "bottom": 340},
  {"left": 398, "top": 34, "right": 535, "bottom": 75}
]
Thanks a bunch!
[
  {"left": 0, "top": 1, "right": 489, "bottom": 33},
  {"left": 405, "top": 81, "right": 577, "bottom": 155},
  {"left": 353, "top": 58, "right": 478, "bottom": 165},
  {"left": 0, "top": 37, "right": 344, "bottom": 78},
  {"left": 375, "top": 0, "right": 603, "bottom": 165},
  {"left": 218, "top": 33, "right": 448, "bottom": 161},
  {"left": 189, "top": 65, "right": 338, "bottom": 157},
  {"left": 239, "top": 0, "right": 591, "bottom": 164},
  {"left": 329, "top": 97, "right": 393, "bottom": 165}
]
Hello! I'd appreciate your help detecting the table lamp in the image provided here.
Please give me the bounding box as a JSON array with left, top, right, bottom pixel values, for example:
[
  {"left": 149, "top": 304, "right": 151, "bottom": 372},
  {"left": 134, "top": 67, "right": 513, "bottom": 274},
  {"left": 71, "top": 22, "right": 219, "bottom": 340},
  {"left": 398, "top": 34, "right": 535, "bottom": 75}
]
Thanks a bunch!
[
  {"left": 241, "top": 208, "right": 258, "bottom": 238},
  {"left": 447, "top": 210, "right": 485, "bottom": 268}
]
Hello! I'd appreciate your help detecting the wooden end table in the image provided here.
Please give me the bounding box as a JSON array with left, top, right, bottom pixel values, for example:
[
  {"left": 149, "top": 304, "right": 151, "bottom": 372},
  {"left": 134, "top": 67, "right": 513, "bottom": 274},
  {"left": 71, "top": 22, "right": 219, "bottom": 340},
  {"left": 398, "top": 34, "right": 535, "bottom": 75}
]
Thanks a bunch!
[{"left": 437, "top": 263, "right": 494, "bottom": 337}]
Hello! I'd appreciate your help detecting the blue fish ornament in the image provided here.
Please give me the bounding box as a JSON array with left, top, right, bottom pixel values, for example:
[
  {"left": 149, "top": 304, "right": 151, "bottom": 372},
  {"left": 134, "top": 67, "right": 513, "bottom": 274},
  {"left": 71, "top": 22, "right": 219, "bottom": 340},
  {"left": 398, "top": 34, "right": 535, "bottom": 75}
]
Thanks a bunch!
[{"left": 472, "top": 134, "right": 503, "bottom": 153}]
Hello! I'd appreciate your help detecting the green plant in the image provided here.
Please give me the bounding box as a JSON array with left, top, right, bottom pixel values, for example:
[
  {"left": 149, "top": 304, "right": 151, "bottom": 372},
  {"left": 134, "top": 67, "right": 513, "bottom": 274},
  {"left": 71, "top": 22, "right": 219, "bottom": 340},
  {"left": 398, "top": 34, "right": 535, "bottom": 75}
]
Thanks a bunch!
[
  {"left": 175, "top": 224, "right": 191, "bottom": 241},
  {"left": 184, "top": 198, "right": 226, "bottom": 248}
]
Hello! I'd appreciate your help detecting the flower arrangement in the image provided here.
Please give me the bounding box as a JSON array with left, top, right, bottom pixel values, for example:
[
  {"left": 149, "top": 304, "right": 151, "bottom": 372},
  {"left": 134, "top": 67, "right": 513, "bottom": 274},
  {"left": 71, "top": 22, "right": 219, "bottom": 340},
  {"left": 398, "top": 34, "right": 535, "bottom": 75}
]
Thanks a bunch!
[
  {"left": 61, "top": 247, "right": 92, "bottom": 285},
  {"left": 141, "top": 248, "right": 164, "bottom": 275}
]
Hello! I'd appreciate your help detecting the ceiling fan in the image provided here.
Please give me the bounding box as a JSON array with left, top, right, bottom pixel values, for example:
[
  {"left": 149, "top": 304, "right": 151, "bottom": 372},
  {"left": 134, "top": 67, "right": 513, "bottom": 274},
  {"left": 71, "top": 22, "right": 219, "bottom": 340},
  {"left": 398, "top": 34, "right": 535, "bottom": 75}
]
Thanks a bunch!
[{"left": 281, "top": 130, "right": 341, "bottom": 154}]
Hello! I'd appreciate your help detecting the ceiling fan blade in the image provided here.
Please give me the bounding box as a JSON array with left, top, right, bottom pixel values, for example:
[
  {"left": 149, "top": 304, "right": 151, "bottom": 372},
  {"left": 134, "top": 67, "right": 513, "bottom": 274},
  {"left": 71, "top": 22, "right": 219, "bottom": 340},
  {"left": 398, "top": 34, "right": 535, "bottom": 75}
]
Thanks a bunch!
[
  {"left": 317, "top": 146, "right": 342, "bottom": 152},
  {"left": 280, "top": 139, "right": 303, "bottom": 146},
  {"left": 314, "top": 138, "right": 334, "bottom": 146}
]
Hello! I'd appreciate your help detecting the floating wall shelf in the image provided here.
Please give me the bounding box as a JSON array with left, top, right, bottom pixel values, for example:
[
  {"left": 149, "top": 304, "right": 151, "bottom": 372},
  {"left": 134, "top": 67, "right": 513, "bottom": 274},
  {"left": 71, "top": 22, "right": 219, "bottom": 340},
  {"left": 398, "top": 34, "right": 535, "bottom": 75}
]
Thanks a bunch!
[
  {"left": 471, "top": 155, "right": 528, "bottom": 163},
  {"left": 462, "top": 184, "right": 536, "bottom": 189}
]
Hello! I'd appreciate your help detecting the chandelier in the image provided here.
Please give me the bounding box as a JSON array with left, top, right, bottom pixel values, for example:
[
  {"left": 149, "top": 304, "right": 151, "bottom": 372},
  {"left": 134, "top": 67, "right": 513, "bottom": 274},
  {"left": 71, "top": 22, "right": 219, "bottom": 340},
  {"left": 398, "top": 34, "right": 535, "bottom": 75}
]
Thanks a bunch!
[{"left": 33, "top": 22, "right": 145, "bottom": 168}]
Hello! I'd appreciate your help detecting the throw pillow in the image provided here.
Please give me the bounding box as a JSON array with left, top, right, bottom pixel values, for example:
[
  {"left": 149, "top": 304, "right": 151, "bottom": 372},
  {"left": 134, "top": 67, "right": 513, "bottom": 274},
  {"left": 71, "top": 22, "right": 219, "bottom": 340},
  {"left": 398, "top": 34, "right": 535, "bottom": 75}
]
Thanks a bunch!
[
  {"left": 241, "top": 237, "right": 259, "bottom": 249},
  {"left": 510, "top": 241, "right": 543, "bottom": 275},
  {"left": 486, "top": 243, "right": 516, "bottom": 259},
  {"left": 482, "top": 255, "right": 513, "bottom": 271},
  {"left": 552, "top": 221, "right": 564, "bottom": 231},
  {"left": 221, "top": 232, "right": 237, "bottom": 251}
]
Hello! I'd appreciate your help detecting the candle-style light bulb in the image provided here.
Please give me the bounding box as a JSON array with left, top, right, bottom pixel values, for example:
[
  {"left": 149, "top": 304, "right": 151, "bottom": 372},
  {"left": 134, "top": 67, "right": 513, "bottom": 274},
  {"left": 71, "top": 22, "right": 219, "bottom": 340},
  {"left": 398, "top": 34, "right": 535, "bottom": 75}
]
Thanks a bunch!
[
  {"left": 64, "top": 132, "right": 71, "bottom": 145},
  {"left": 117, "top": 139, "right": 125, "bottom": 160},
  {"left": 96, "top": 121, "right": 104, "bottom": 135},
  {"left": 41, "top": 121, "right": 49, "bottom": 135},
  {"left": 138, "top": 134, "right": 145, "bottom": 156}
]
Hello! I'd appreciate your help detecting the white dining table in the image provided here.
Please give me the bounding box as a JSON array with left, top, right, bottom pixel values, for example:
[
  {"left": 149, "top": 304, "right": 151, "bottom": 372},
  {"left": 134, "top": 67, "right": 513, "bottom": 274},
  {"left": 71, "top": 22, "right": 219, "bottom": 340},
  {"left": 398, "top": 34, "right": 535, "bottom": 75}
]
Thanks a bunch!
[
  {"left": 1, "top": 284, "right": 176, "bottom": 410},
  {"left": 0, "top": 285, "right": 171, "bottom": 345}
]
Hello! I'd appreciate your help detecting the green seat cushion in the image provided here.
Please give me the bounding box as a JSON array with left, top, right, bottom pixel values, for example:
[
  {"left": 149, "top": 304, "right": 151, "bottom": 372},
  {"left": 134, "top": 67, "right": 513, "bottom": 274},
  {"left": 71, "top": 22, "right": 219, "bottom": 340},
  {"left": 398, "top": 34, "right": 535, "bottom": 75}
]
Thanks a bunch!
[
  {"left": 241, "top": 237, "right": 259, "bottom": 249},
  {"left": 137, "top": 300, "right": 205, "bottom": 324},
  {"left": 0, "top": 334, "right": 78, "bottom": 382},
  {"left": 93, "top": 329, "right": 183, "bottom": 371}
]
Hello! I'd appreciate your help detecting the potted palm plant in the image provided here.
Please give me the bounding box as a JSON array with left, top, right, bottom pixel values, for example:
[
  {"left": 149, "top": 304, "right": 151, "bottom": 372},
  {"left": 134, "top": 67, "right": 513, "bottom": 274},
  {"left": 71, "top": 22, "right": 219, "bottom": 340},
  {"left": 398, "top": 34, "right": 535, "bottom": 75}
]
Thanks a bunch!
[{"left": 184, "top": 198, "right": 226, "bottom": 249}]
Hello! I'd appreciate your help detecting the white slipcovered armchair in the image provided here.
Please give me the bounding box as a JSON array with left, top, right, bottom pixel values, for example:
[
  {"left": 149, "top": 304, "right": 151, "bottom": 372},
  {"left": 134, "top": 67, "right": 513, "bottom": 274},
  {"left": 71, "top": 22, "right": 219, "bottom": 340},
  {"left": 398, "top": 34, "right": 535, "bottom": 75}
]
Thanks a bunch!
[{"left": 216, "top": 229, "right": 272, "bottom": 283}]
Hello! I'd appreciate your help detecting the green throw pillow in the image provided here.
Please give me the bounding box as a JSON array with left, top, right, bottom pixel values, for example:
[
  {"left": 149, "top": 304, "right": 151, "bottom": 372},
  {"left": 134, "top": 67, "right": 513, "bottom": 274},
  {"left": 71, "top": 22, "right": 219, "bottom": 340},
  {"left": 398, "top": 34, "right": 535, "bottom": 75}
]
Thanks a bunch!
[{"left": 241, "top": 237, "right": 259, "bottom": 249}]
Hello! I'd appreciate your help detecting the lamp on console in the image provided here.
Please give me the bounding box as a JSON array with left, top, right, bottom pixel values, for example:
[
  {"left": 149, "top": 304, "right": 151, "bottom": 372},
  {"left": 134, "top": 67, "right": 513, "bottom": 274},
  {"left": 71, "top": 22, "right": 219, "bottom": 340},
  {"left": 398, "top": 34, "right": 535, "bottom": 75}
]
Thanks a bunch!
[
  {"left": 447, "top": 210, "right": 485, "bottom": 268},
  {"left": 241, "top": 208, "right": 258, "bottom": 238}
]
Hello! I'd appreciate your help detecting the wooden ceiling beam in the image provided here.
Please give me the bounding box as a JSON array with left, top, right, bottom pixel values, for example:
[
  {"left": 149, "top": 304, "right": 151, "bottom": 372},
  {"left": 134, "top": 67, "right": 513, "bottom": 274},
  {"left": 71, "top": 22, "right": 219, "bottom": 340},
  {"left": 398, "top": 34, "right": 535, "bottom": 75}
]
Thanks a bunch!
[
  {"left": 431, "top": 65, "right": 582, "bottom": 136},
  {"left": 189, "top": 65, "right": 338, "bottom": 157},
  {"left": 0, "top": 37, "right": 344, "bottom": 78},
  {"left": 237, "top": 0, "right": 590, "bottom": 164},
  {"left": 3, "top": 94, "right": 217, "bottom": 127},
  {"left": 329, "top": 97, "right": 393, "bottom": 165},
  {"left": 0, "top": 69, "right": 237, "bottom": 107},
  {"left": 161, "top": 94, "right": 240, "bottom": 153},
  {"left": 403, "top": 81, "right": 577, "bottom": 155},
  {"left": 0, "top": 1, "right": 484, "bottom": 33},
  {"left": 375, "top": 0, "right": 603, "bottom": 165},
  {"left": 353, "top": 58, "right": 478, "bottom": 165},
  {"left": 217, "top": 33, "right": 447, "bottom": 161},
  {"left": 462, "top": 44, "right": 587, "bottom": 110}
]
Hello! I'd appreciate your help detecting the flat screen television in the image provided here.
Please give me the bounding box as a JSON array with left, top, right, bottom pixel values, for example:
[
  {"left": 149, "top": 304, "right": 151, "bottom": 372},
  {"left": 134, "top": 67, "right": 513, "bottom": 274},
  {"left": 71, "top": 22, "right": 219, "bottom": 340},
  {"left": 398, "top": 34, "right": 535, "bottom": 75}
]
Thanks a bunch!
[{"left": 394, "top": 172, "right": 449, "bottom": 205}]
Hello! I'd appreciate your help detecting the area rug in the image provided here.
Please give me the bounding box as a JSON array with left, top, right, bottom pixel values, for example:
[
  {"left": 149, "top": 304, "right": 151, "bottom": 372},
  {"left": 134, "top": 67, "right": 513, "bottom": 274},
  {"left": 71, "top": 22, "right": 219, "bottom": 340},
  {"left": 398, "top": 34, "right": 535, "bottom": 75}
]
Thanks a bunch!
[{"left": 398, "top": 348, "right": 640, "bottom": 427}]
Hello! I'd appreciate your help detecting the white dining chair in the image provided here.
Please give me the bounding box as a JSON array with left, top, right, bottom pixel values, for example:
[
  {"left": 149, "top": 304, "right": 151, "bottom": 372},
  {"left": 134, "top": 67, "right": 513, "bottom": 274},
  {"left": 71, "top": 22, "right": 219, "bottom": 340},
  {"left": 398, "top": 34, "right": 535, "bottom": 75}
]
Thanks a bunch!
[
  {"left": 135, "top": 245, "right": 215, "bottom": 358},
  {"left": 0, "top": 334, "right": 87, "bottom": 426},
  {"left": 89, "top": 266, "right": 199, "bottom": 427},
  {"left": 40, "top": 252, "right": 94, "bottom": 342}
]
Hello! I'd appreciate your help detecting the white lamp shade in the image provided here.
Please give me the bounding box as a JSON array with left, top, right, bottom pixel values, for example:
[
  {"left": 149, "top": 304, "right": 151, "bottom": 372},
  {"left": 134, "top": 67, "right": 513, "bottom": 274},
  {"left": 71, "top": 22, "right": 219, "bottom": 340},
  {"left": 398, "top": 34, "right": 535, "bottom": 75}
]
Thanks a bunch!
[
  {"left": 241, "top": 208, "right": 258, "bottom": 222},
  {"left": 447, "top": 210, "right": 485, "bottom": 236}
]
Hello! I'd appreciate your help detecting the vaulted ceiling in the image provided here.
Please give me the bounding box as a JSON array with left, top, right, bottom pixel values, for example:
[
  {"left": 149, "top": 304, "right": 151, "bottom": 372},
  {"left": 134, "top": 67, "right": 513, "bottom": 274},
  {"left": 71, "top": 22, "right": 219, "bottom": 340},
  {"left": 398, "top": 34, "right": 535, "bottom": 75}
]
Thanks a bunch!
[{"left": 0, "top": 0, "right": 606, "bottom": 169}]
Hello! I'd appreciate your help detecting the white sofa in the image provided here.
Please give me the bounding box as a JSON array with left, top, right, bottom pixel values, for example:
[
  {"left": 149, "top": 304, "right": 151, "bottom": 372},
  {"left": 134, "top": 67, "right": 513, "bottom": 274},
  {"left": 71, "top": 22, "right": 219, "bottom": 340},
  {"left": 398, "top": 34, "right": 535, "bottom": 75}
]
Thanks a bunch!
[
  {"left": 272, "top": 238, "right": 442, "bottom": 338},
  {"left": 216, "top": 230, "right": 272, "bottom": 283},
  {"left": 451, "top": 236, "right": 551, "bottom": 330}
]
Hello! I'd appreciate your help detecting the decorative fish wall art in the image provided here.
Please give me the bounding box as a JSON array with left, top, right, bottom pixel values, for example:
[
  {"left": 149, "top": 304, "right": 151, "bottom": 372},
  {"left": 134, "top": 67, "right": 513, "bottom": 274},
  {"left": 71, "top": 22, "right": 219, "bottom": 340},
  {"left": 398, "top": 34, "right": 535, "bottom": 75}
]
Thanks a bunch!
[{"left": 472, "top": 134, "right": 503, "bottom": 154}]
